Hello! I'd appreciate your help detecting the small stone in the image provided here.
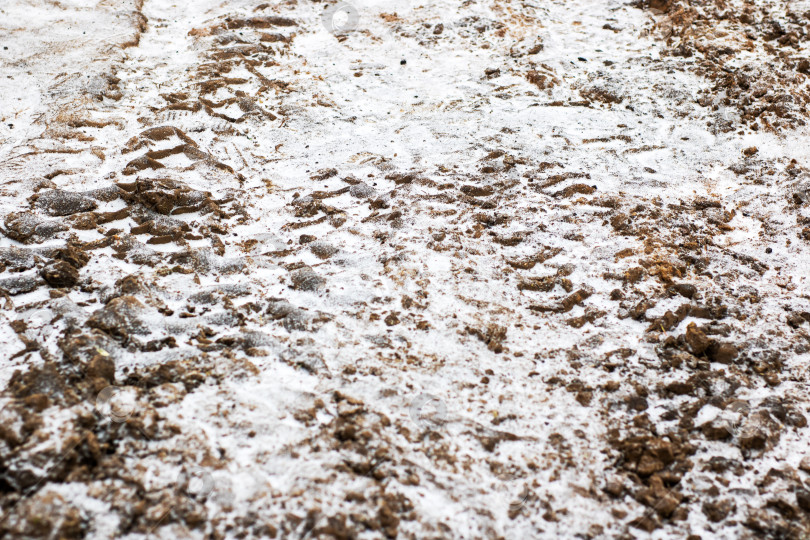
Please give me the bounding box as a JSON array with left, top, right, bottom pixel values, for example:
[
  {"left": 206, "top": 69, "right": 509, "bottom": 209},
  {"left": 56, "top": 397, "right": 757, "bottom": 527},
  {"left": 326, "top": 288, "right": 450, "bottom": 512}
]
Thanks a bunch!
[
  {"left": 796, "top": 488, "right": 810, "bottom": 513},
  {"left": 788, "top": 312, "right": 807, "bottom": 328},
  {"left": 637, "top": 454, "right": 665, "bottom": 475},
  {"left": 3, "top": 212, "right": 67, "bottom": 244},
  {"left": 708, "top": 342, "right": 738, "bottom": 364},
  {"left": 703, "top": 456, "right": 743, "bottom": 476},
  {"left": 0, "top": 274, "right": 44, "bottom": 295},
  {"left": 626, "top": 395, "right": 648, "bottom": 411},
  {"left": 87, "top": 295, "right": 151, "bottom": 337},
  {"left": 702, "top": 499, "right": 735, "bottom": 522},
  {"left": 23, "top": 393, "right": 51, "bottom": 412},
  {"left": 3, "top": 492, "right": 84, "bottom": 538},
  {"left": 575, "top": 391, "right": 593, "bottom": 406},
  {"left": 460, "top": 185, "right": 495, "bottom": 197},
  {"left": 349, "top": 182, "right": 376, "bottom": 199},
  {"left": 290, "top": 267, "right": 326, "bottom": 291},
  {"left": 685, "top": 322, "right": 711, "bottom": 355},
  {"left": 310, "top": 240, "right": 338, "bottom": 259},
  {"left": 794, "top": 182, "right": 810, "bottom": 205},
  {"left": 0, "top": 247, "right": 36, "bottom": 271},
  {"left": 280, "top": 349, "right": 326, "bottom": 372},
  {"left": 669, "top": 283, "right": 697, "bottom": 299},
  {"left": 603, "top": 479, "right": 624, "bottom": 498},
  {"left": 40, "top": 261, "right": 79, "bottom": 288},
  {"left": 628, "top": 299, "right": 652, "bottom": 320},
  {"left": 86, "top": 354, "right": 115, "bottom": 383},
  {"left": 701, "top": 417, "right": 732, "bottom": 441},
  {"left": 654, "top": 493, "right": 681, "bottom": 518},
  {"left": 34, "top": 189, "right": 97, "bottom": 216},
  {"left": 309, "top": 168, "right": 338, "bottom": 181},
  {"left": 738, "top": 417, "right": 771, "bottom": 450}
]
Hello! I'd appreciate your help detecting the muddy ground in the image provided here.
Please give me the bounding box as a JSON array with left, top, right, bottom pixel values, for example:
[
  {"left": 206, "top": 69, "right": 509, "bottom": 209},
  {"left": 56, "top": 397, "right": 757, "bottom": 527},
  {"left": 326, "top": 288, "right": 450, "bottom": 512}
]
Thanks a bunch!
[{"left": 2, "top": 0, "right": 810, "bottom": 538}]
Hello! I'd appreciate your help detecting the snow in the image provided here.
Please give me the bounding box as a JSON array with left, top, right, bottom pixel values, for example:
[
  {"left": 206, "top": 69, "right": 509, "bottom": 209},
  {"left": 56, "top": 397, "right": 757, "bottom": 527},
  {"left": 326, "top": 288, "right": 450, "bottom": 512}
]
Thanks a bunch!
[{"left": 2, "top": 0, "right": 810, "bottom": 538}]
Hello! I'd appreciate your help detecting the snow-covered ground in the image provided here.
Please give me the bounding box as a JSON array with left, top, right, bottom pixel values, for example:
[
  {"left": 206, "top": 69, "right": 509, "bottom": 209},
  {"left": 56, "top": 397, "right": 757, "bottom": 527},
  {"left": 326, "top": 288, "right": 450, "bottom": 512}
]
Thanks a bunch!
[{"left": 2, "top": 0, "right": 810, "bottom": 538}]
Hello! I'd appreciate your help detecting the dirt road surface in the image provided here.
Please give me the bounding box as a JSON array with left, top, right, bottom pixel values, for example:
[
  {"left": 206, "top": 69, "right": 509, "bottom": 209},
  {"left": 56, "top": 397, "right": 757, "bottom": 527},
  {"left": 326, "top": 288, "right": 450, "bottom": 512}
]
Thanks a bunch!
[{"left": 2, "top": 0, "right": 810, "bottom": 538}]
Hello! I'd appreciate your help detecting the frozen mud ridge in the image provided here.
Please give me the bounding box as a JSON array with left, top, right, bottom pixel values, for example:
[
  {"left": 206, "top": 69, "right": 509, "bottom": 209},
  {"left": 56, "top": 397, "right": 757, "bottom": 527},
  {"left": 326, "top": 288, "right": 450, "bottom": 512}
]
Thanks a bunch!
[{"left": 2, "top": 0, "right": 810, "bottom": 538}]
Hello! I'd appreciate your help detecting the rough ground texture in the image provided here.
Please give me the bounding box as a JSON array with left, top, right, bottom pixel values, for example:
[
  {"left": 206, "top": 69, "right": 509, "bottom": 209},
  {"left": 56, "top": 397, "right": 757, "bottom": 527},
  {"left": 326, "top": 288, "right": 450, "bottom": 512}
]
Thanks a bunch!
[{"left": 1, "top": 0, "right": 810, "bottom": 538}]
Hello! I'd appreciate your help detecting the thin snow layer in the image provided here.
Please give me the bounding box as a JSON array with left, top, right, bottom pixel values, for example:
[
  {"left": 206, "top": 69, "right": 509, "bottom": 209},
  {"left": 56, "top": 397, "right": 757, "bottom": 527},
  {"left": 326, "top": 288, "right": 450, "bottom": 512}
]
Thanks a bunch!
[{"left": 1, "top": 0, "right": 810, "bottom": 538}]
